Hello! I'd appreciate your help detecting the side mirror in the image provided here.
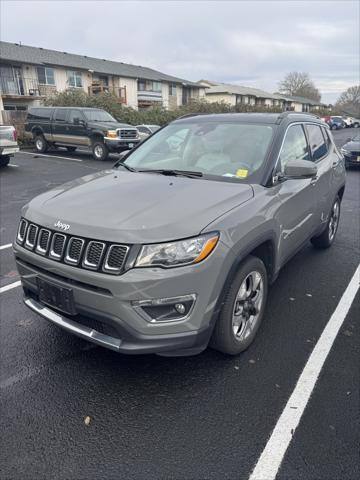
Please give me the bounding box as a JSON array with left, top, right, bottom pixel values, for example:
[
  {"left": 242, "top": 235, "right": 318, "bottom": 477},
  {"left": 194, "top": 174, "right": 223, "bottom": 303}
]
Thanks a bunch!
[
  {"left": 73, "top": 117, "right": 85, "bottom": 126},
  {"left": 283, "top": 160, "right": 318, "bottom": 179}
]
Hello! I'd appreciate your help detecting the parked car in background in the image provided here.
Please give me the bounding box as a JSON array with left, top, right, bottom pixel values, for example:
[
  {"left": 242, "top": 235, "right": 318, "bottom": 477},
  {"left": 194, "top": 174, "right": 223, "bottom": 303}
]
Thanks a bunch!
[
  {"left": 341, "top": 116, "right": 354, "bottom": 128},
  {"left": 328, "top": 117, "right": 346, "bottom": 130},
  {"left": 350, "top": 117, "right": 360, "bottom": 128},
  {"left": 340, "top": 134, "right": 360, "bottom": 168},
  {"left": 136, "top": 124, "right": 161, "bottom": 141},
  {"left": 25, "top": 107, "right": 140, "bottom": 161},
  {"left": 14, "top": 112, "right": 345, "bottom": 357},
  {"left": 0, "top": 125, "right": 19, "bottom": 167}
]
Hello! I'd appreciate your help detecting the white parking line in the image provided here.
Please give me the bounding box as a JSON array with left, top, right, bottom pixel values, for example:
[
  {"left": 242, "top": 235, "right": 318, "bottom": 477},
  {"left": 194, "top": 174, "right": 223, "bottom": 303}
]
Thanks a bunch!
[
  {"left": 249, "top": 264, "right": 360, "bottom": 480},
  {"left": 20, "top": 151, "right": 83, "bottom": 163},
  {"left": 0, "top": 243, "right": 12, "bottom": 251},
  {"left": 0, "top": 280, "right": 21, "bottom": 294}
]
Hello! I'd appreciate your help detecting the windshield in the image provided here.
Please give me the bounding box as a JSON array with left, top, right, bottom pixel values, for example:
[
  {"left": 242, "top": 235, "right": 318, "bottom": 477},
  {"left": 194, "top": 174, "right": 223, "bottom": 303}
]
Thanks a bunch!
[
  {"left": 83, "top": 110, "right": 117, "bottom": 122},
  {"left": 149, "top": 125, "right": 160, "bottom": 132},
  {"left": 123, "top": 121, "right": 274, "bottom": 181}
]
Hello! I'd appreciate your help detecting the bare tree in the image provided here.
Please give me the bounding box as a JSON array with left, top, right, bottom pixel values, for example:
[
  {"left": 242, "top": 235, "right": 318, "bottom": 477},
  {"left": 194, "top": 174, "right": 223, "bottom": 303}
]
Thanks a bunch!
[
  {"left": 278, "top": 72, "right": 321, "bottom": 102},
  {"left": 335, "top": 86, "right": 360, "bottom": 116}
]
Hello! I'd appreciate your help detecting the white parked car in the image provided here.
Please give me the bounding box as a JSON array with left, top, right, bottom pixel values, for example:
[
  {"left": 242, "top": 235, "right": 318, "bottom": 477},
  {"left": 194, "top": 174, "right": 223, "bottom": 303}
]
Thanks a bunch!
[
  {"left": 136, "top": 124, "right": 161, "bottom": 141},
  {"left": 0, "top": 125, "right": 19, "bottom": 167},
  {"left": 341, "top": 116, "right": 354, "bottom": 128}
]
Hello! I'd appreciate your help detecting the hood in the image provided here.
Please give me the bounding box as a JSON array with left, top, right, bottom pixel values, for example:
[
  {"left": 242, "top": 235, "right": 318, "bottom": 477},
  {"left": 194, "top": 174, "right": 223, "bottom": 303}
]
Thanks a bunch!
[
  {"left": 87, "top": 121, "right": 135, "bottom": 131},
  {"left": 343, "top": 140, "right": 360, "bottom": 151},
  {"left": 23, "top": 170, "right": 253, "bottom": 244}
]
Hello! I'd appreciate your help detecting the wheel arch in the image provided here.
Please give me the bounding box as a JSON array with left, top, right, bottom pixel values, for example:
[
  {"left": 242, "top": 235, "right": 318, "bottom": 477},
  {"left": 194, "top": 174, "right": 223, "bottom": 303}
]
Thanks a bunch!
[{"left": 208, "top": 235, "right": 277, "bottom": 336}]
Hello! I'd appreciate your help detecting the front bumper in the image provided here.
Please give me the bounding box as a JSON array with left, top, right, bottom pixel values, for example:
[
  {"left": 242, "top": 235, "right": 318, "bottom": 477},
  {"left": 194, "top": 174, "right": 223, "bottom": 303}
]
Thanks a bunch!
[
  {"left": 104, "top": 138, "right": 140, "bottom": 152},
  {"left": 14, "top": 239, "right": 232, "bottom": 355},
  {"left": 344, "top": 153, "right": 360, "bottom": 166}
]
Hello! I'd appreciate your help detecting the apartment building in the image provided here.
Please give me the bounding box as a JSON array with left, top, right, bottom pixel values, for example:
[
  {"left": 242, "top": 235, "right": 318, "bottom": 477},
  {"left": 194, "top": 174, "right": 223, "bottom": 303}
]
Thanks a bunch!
[
  {"left": 199, "top": 80, "right": 325, "bottom": 112},
  {"left": 0, "top": 41, "right": 205, "bottom": 116}
]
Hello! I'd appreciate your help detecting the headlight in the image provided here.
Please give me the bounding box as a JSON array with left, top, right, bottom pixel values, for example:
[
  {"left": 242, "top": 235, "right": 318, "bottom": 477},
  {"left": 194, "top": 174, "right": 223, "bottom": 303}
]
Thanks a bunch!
[
  {"left": 106, "top": 130, "right": 118, "bottom": 138},
  {"left": 135, "top": 233, "right": 219, "bottom": 268}
]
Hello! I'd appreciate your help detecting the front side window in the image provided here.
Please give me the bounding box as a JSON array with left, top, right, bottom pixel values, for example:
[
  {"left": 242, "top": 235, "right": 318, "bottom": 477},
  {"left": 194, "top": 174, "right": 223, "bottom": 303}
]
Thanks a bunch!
[
  {"left": 279, "top": 124, "right": 310, "bottom": 171},
  {"left": 305, "top": 124, "right": 328, "bottom": 161},
  {"left": 68, "top": 109, "right": 84, "bottom": 124},
  {"left": 37, "top": 67, "right": 55, "bottom": 85},
  {"left": 122, "top": 121, "right": 274, "bottom": 182},
  {"left": 67, "top": 71, "right": 83, "bottom": 88},
  {"left": 54, "top": 109, "right": 67, "bottom": 122},
  {"left": 83, "top": 109, "right": 116, "bottom": 122}
]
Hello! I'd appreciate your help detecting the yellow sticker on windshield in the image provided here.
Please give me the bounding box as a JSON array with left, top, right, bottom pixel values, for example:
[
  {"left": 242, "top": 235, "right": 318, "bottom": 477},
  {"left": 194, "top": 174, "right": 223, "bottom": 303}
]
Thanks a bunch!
[{"left": 236, "top": 169, "right": 248, "bottom": 178}]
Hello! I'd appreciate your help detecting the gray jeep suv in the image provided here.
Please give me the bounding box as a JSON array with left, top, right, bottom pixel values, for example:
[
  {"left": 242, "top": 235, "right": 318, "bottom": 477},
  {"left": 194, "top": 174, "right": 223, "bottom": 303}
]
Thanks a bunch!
[{"left": 14, "top": 113, "right": 345, "bottom": 356}]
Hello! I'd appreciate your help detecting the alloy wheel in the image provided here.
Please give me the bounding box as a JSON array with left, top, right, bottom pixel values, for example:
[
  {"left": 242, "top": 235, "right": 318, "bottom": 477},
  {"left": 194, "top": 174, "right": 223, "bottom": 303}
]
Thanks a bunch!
[{"left": 232, "top": 270, "right": 264, "bottom": 342}]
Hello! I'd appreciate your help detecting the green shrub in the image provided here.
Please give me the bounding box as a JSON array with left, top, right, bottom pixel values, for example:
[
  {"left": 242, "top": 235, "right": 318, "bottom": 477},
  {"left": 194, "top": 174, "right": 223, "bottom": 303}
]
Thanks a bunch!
[{"left": 45, "top": 90, "right": 325, "bottom": 126}]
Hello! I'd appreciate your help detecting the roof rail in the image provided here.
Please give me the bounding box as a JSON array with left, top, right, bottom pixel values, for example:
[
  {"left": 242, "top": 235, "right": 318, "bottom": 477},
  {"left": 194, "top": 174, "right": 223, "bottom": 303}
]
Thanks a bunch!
[
  {"left": 175, "top": 112, "right": 210, "bottom": 120},
  {"left": 276, "top": 111, "right": 321, "bottom": 123}
]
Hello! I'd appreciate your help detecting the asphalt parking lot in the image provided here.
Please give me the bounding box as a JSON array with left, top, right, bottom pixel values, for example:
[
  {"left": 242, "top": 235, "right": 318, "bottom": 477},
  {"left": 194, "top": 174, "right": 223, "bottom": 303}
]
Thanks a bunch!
[{"left": 0, "top": 129, "right": 359, "bottom": 480}]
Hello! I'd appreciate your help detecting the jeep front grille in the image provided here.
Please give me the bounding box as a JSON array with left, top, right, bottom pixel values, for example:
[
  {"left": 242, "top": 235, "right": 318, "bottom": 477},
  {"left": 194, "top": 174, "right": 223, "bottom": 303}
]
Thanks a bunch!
[
  {"left": 65, "top": 238, "right": 84, "bottom": 265},
  {"left": 36, "top": 229, "right": 51, "bottom": 255},
  {"left": 16, "top": 219, "right": 129, "bottom": 275},
  {"left": 25, "top": 224, "right": 38, "bottom": 250}
]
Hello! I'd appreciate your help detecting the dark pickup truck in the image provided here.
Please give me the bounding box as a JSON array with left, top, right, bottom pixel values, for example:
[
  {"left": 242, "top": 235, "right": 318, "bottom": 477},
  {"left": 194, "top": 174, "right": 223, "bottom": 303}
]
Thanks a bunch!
[{"left": 24, "top": 107, "right": 140, "bottom": 161}]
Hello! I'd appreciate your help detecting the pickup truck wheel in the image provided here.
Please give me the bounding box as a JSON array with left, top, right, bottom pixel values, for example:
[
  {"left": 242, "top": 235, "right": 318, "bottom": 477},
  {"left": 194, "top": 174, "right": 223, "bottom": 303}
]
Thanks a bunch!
[
  {"left": 92, "top": 141, "right": 109, "bottom": 161},
  {"left": 210, "top": 255, "right": 268, "bottom": 355},
  {"left": 66, "top": 146, "right": 77, "bottom": 152},
  {"left": 0, "top": 155, "right": 10, "bottom": 167},
  {"left": 311, "top": 197, "right": 341, "bottom": 249},
  {"left": 34, "top": 135, "right": 48, "bottom": 153}
]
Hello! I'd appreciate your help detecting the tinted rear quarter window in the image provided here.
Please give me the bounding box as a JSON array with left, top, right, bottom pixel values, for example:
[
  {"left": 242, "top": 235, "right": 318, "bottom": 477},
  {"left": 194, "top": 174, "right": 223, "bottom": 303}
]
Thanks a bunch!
[
  {"left": 28, "top": 108, "right": 53, "bottom": 120},
  {"left": 306, "top": 124, "right": 328, "bottom": 161}
]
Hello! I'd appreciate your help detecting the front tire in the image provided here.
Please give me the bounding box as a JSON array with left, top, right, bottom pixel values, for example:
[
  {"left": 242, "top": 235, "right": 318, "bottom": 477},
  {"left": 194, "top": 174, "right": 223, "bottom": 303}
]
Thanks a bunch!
[
  {"left": 0, "top": 155, "right": 10, "bottom": 167},
  {"left": 92, "top": 141, "right": 109, "bottom": 161},
  {"left": 34, "top": 134, "right": 48, "bottom": 153},
  {"left": 211, "top": 256, "right": 268, "bottom": 355},
  {"left": 311, "top": 196, "right": 341, "bottom": 249}
]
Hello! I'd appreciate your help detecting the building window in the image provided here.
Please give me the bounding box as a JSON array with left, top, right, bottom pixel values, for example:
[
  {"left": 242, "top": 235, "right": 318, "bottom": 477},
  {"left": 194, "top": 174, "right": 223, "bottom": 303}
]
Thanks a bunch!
[
  {"left": 67, "top": 71, "right": 83, "bottom": 88},
  {"left": 37, "top": 67, "right": 55, "bottom": 85},
  {"left": 138, "top": 80, "right": 146, "bottom": 91},
  {"left": 138, "top": 79, "right": 162, "bottom": 92},
  {"left": 3, "top": 104, "right": 28, "bottom": 111},
  {"left": 169, "top": 84, "right": 177, "bottom": 96}
]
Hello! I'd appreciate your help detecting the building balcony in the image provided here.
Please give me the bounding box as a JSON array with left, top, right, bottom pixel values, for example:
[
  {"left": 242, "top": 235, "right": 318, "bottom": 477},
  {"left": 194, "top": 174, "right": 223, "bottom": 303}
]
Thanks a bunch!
[
  {"left": 88, "top": 82, "right": 127, "bottom": 104},
  {"left": 0, "top": 76, "right": 46, "bottom": 99},
  {"left": 137, "top": 90, "right": 163, "bottom": 108}
]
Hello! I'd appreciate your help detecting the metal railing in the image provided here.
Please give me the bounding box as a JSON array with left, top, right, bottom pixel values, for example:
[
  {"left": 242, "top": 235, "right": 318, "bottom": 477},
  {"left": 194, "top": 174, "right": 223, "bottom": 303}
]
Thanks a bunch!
[
  {"left": 0, "top": 76, "right": 43, "bottom": 97},
  {"left": 88, "top": 83, "right": 127, "bottom": 104}
]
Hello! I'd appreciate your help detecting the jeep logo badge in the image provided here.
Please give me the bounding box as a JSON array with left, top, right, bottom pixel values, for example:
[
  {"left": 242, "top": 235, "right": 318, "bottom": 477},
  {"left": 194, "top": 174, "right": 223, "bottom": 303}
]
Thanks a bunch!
[{"left": 54, "top": 220, "right": 70, "bottom": 231}]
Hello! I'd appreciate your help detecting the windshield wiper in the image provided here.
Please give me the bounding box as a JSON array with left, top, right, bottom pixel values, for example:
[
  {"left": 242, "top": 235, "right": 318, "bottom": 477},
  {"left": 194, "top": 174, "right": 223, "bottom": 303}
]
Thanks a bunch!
[
  {"left": 137, "top": 169, "right": 203, "bottom": 178},
  {"left": 115, "top": 162, "right": 137, "bottom": 172}
]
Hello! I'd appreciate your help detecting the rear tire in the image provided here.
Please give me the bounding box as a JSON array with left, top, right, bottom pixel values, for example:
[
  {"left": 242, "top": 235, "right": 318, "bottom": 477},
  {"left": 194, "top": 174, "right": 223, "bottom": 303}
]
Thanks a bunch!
[
  {"left": 210, "top": 256, "right": 268, "bottom": 355},
  {"left": 0, "top": 155, "right": 10, "bottom": 167},
  {"left": 66, "top": 146, "right": 77, "bottom": 152},
  {"left": 311, "top": 196, "right": 341, "bottom": 249},
  {"left": 92, "top": 140, "right": 109, "bottom": 161},
  {"left": 34, "top": 134, "right": 48, "bottom": 153}
]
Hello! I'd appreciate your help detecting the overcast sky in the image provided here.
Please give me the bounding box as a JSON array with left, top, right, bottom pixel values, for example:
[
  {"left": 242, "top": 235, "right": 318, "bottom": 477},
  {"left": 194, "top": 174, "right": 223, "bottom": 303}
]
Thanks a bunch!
[{"left": 1, "top": 0, "right": 359, "bottom": 103}]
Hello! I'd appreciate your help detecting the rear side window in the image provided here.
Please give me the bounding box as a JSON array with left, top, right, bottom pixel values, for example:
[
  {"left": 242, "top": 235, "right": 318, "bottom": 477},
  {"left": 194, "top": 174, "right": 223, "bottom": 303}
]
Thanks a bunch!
[
  {"left": 28, "top": 108, "right": 53, "bottom": 120},
  {"left": 54, "top": 109, "right": 67, "bottom": 122},
  {"left": 306, "top": 124, "right": 328, "bottom": 161},
  {"left": 279, "top": 124, "right": 310, "bottom": 170}
]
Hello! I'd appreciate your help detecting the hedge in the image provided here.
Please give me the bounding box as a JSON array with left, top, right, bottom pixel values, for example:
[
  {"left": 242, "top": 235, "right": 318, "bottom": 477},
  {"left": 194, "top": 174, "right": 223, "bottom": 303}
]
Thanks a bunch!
[{"left": 44, "top": 89, "right": 333, "bottom": 125}]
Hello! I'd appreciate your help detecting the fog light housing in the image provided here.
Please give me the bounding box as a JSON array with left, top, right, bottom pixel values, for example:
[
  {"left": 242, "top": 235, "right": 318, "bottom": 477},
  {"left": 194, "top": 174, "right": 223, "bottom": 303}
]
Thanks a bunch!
[{"left": 132, "top": 294, "right": 196, "bottom": 323}]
